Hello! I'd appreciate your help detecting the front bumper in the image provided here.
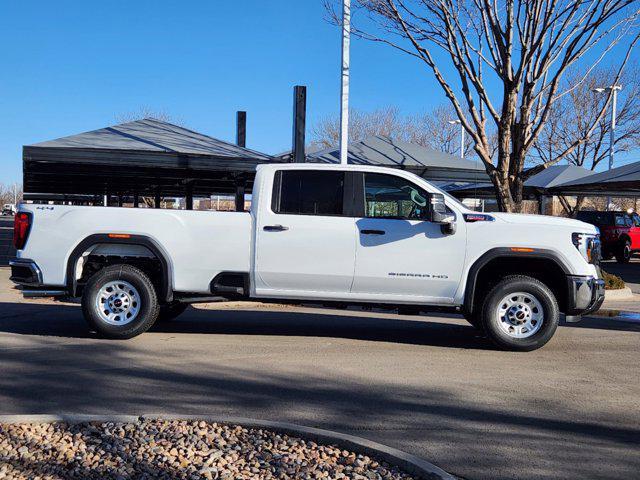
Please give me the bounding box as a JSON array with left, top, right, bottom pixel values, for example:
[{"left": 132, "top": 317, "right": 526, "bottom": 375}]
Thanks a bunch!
[{"left": 566, "top": 275, "right": 605, "bottom": 316}]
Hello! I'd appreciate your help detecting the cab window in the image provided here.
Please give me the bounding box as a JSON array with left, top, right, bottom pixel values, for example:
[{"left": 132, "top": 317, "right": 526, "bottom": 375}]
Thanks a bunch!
[
  {"left": 272, "top": 170, "right": 345, "bottom": 216},
  {"left": 363, "top": 173, "right": 429, "bottom": 220}
]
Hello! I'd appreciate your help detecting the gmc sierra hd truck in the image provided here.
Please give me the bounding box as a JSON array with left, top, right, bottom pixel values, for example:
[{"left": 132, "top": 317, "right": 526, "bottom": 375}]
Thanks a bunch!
[{"left": 10, "top": 164, "right": 604, "bottom": 351}]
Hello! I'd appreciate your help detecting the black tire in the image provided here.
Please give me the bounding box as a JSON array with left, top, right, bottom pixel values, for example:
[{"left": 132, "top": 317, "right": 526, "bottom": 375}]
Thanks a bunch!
[
  {"left": 157, "top": 302, "right": 188, "bottom": 322},
  {"left": 615, "top": 240, "right": 631, "bottom": 264},
  {"left": 81, "top": 264, "right": 160, "bottom": 339},
  {"left": 481, "top": 275, "right": 559, "bottom": 352}
]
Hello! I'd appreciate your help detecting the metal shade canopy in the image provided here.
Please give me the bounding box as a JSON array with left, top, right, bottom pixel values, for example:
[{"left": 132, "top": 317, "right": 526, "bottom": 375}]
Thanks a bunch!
[
  {"left": 301, "top": 136, "right": 490, "bottom": 183},
  {"left": 23, "top": 118, "right": 280, "bottom": 197},
  {"left": 549, "top": 161, "right": 640, "bottom": 197},
  {"left": 448, "top": 165, "right": 595, "bottom": 198}
]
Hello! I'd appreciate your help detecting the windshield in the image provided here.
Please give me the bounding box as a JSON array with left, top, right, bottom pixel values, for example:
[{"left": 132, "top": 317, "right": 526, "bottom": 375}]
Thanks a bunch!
[{"left": 437, "top": 187, "right": 469, "bottom": 211}]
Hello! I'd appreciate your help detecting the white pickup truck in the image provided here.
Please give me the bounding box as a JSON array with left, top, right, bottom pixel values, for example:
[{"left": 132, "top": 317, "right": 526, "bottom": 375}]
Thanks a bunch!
[{"left": 10, "top": 163, "right": 604, "bottom": 351}]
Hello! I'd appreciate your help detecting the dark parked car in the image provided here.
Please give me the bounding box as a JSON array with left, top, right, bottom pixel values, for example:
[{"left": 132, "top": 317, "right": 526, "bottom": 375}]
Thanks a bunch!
[{"left": 576, "top": 211, "right": 638, "bottom": 263}]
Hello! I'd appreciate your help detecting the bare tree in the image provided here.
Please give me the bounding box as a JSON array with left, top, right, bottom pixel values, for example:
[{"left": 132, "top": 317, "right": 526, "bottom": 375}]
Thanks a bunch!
[
  {"left": 116, "top": 106, "right": 184, "bottom": 126},
  {"left": 407, "top": 104, "right": 478, "bottom": 156},
  {"left": 534, "top": 66, "right": 640, "bottom": 215},
  {"left": 325, "top": 0, "right": 640, "bottom": 212},
  {"left": 535, "top": 66, "right": 640, "bottom": 170},
  {"left": 311, "top": 104, "right": 478, "bottom": 156},
  {"left": 0, "top": 182, "right": 23, "bottom": 206},
  {"left": 312, "top": 106, "right": 406, "bottom": 148}
]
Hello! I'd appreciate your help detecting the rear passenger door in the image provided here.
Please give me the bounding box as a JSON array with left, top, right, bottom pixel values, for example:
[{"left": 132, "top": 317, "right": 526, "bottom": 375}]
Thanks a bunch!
[{"left": 253, "top": 169, "right": 357, "bottom": 298}]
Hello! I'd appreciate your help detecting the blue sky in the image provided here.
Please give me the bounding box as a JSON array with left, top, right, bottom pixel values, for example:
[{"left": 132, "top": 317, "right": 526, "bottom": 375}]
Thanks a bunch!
[{"left": 0, "top": 0, "right": 638, "bottom": 185}]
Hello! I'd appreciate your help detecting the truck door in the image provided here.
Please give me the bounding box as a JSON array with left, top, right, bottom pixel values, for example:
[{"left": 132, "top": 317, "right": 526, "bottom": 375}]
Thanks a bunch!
[
  {"left": 253, "top": 169, "right": 357, "bottom": 298},
  {"left": 351, "top": 172, "right": 467, "bottom": 303}
]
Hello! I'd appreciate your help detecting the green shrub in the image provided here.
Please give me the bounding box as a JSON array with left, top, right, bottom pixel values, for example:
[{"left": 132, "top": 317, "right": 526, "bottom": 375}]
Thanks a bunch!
[{"left": 601, "top": 270, "right": 625, "bottom": 290}]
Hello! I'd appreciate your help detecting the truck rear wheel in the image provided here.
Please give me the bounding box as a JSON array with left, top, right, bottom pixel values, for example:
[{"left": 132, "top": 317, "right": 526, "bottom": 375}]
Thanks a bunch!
[
  {"left": 81, "top": 264, "right": 160, "bottom": 339},
  {"left": 481, "top": 275, "right": 559, "bottom": 352}
]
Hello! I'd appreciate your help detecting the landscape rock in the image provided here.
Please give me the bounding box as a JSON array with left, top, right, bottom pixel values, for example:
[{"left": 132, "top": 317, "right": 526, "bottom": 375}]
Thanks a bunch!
[{"left": 0, "top": 420, "right": 415, "bottom": 480}]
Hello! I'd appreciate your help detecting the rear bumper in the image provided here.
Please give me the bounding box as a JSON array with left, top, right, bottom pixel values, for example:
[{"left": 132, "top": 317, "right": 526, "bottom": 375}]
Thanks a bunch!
[
  {"left": 566, "top": 275, "right": 605, "bottom": 316},
  {"left": 9, "top": 259, "right": 43, "bottom": 286},
  {"left": 9, "top": 259, "right": 67, "bottom": 298}
]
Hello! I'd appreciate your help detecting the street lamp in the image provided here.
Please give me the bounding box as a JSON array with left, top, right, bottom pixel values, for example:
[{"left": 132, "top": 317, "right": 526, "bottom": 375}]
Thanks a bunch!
[
  {"left": 448, "top": 119, "right": 465, "bottom": 159},
  {"left": 592, "top": 84, "right": 622, "bottom": 210},
  {"left": 339, "top": 0, "right": 351, "bottom": 165}
]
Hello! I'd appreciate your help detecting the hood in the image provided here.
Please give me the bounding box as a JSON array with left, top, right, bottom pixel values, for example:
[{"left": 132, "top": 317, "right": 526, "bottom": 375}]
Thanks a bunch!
[{"left": 491, "top": 213, "right": 598, "bottom": 233}]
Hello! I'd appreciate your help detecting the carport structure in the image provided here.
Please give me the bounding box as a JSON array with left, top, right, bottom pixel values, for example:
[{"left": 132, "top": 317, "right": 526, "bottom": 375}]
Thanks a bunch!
[
  {"left": 447, "top": 164, "right": 595, "bottom": 200},
  {"left": 281, "top": 135, "right": 491, "bottom": 184},
  {"left": 549, "top": 160, "right": 640, "bottom": 197},
  {"left": 22, "top": 118, "right": 280, "bottom": 210}
]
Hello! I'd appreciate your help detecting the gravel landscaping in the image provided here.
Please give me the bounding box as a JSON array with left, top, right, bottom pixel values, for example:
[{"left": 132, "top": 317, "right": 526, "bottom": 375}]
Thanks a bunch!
[{"left": 0, "top": 420, "right": 417, "bottom": 480}]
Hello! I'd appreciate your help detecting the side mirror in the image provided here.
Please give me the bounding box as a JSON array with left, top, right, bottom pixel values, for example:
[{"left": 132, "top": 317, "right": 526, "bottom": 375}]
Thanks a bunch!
[{"left": 428, "top": 193, "right": 456, "bottom": 234}]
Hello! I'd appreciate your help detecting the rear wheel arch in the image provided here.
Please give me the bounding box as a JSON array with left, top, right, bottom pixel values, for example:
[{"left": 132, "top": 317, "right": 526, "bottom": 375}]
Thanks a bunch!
[
  {"left": 463, "top": 248, "right": 570, "bottom": 317},
  {"left": 65, "top": 234, "right": 173, "bottom": 301}
]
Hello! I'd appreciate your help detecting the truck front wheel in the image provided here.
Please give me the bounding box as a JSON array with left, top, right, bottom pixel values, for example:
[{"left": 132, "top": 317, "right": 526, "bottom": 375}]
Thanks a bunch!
[
  {"left": 81, "top": 264, "right": 160, "bottom": 339},
  {"left": 481, "top": 275, "right": 559, "bottom": 352}
]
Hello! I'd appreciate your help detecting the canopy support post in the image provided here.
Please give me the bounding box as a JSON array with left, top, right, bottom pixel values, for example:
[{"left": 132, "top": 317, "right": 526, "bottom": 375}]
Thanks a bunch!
[
  {"left": 235, "top": 178, "right": 245, "bottom": 212},
  {"left": 186, "top": 182, "right": 194, "bottom": 210}
]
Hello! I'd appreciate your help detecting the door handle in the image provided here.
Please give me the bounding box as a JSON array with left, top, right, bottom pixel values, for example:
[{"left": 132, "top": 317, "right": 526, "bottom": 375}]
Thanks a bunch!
[
  {"left": 263, "top": 224, "right": 289, "bottom": 232},
  {"left": 360, "top": 229, "right": 385, "bottom": 235}
]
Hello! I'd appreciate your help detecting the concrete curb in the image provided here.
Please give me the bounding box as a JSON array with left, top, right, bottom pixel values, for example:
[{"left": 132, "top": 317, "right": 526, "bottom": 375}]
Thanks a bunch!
[
  {"left": 604, "top": 287, "right": 634, "bottom": 300},
  {"left": 0, "top": 414, "right": 456, "bottom": 480}
]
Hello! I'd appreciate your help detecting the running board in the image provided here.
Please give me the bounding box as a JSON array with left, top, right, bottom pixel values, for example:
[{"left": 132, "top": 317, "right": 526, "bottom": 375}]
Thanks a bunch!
[
  {"left": 22, "top": 290, "right": 67, "bottom": 298},
  {"left": 176, "top": 296, "right": 227, "bottom": 304}
]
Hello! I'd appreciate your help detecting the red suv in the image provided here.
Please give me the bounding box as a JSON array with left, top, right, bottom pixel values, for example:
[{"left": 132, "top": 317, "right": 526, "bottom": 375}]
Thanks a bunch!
[{"left": 576, "top": 211, "right": 639, "bottom": 263}]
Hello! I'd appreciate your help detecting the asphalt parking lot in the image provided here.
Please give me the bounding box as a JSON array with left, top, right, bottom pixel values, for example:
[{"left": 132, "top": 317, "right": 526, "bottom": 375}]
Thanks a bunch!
[
  {"left": 0, "top": 268, "right": 638, "bottom": 480},
  {"left": 602, "top": 257, "right": 640, "bottom": 293}
]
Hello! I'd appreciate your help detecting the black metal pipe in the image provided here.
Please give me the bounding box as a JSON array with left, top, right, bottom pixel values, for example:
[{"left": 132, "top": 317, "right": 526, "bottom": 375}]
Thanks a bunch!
[
  {"left": 236, "top": 111, "right": 247, "bottom": 148},
  {"left": 292, "top": 86, "right": 306, "bottom": 163}
]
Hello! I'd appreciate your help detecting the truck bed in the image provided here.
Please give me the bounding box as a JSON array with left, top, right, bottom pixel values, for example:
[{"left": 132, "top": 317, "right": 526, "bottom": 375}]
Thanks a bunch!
[{"left": 16, "top": 205, "right": 252, "bottom": 293}]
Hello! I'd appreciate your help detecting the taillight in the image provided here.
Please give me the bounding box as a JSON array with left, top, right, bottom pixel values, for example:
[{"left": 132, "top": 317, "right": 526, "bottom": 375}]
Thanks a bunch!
[{"left": 13, "top": 212, "right": 31, "bottom": 250}]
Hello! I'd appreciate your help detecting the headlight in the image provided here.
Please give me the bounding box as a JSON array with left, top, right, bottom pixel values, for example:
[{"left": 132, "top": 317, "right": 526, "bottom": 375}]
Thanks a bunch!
[{"left": 572, "top": 232, "right": 600, "bottom": 264}]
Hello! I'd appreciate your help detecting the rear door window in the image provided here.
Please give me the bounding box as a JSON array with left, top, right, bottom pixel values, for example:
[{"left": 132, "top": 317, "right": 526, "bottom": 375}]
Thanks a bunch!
[{"left": 272, "top": 170, "right": 345, "bottom": 216}]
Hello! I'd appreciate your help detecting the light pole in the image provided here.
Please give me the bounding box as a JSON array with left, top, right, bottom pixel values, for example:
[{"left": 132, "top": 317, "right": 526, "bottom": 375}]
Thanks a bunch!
[
  {"left": 593, "top": 84, "right": 622, "bottom": 210},
  {"left": 339, "top": 0, "right": 350, "bottom": 165},
  {"left": 448, "top": 119, "right": 465, "bottom": 159}
]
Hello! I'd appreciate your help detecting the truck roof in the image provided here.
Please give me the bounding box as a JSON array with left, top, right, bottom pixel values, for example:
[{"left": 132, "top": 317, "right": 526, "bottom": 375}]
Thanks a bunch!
[{"left": 257, "top": 163, "right": 418, "bottom": 175}]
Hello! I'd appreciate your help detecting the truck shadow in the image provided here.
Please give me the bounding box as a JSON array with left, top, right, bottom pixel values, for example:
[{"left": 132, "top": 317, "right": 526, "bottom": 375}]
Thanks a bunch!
[
  {"left": 0, "top": 301, "right": 496, "bottom": 350},
  {"left": 0, "top": 302, "right": 636, "bottom": 347}
]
